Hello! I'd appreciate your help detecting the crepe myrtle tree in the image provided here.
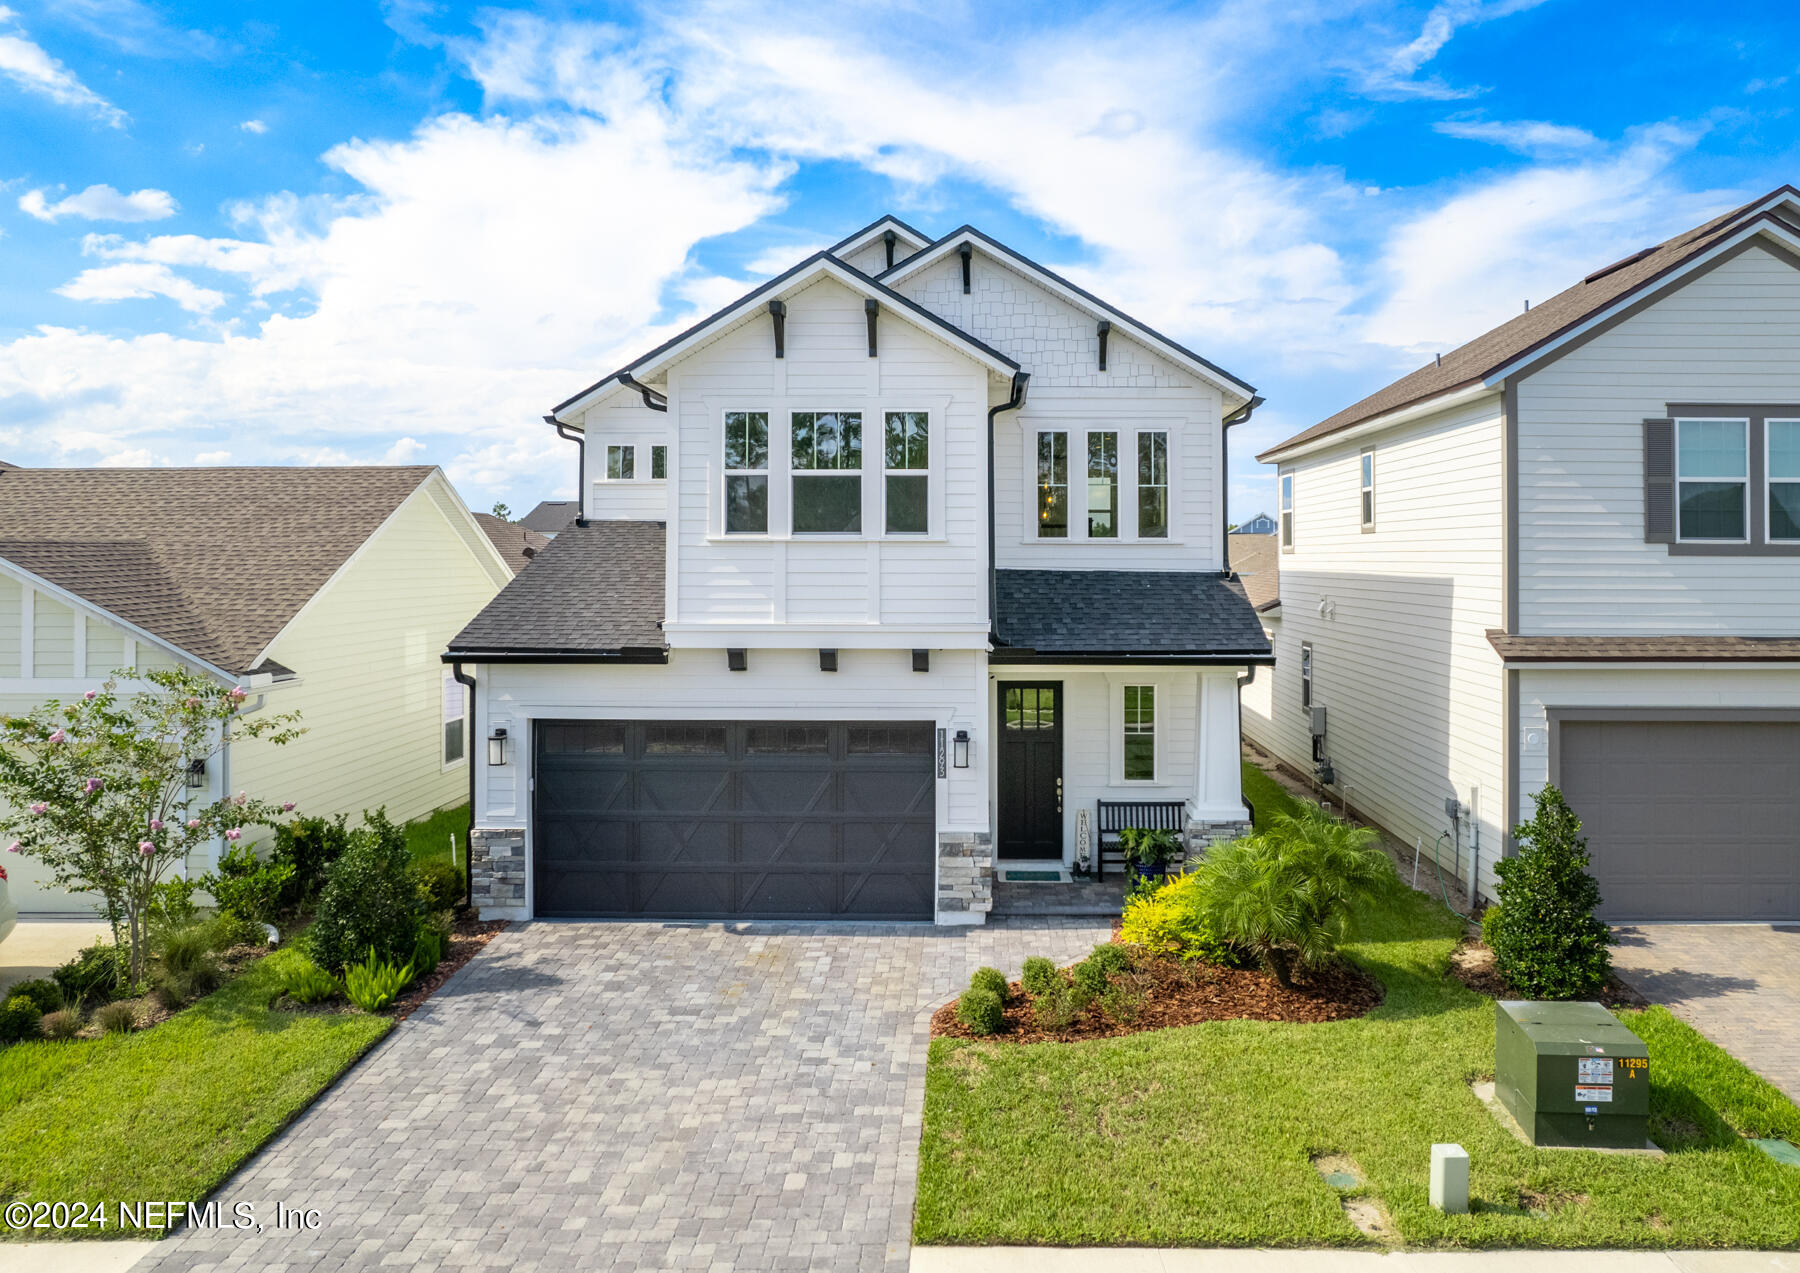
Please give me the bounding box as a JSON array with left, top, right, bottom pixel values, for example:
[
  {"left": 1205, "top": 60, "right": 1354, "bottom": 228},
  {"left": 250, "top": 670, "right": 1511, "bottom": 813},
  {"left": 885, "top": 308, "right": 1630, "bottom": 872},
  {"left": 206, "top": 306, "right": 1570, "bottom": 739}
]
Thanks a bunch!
[{"left": 0, "top": 667, "right": 304, "bottom": 987}]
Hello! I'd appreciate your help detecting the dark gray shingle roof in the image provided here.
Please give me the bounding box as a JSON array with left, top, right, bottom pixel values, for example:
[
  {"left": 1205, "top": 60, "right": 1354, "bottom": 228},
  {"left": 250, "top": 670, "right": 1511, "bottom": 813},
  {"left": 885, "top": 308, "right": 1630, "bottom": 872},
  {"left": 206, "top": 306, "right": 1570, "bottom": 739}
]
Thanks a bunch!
[
  {"left": 446, "top": 520, "right": 667, "bottom": 659},
  {"left": 518, "top": 500, "right": 580, "bottom": 533},
  {"left": 992, "top": 569, "right": 1271, "bottom": 661}
]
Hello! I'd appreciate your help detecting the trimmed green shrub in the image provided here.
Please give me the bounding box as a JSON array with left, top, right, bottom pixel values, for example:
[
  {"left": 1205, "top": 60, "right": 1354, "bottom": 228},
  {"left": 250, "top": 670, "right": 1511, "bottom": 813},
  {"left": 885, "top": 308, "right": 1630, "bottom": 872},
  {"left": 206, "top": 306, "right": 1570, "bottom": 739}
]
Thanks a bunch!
[
  {"left": 40, "top": 1009, "right": 82, "bottom": 1040},
  {"left": 280, "top": 957, "right": 341, "bottom": 1005},
  {"left": 1072, "top": 943, "right": 1134, "bottom": 995},
  {"left": 272, "top": 813, "right": 354, "bottom": 908},
  {"left": 0, "top": 995, "right": 43, "bottom": 1043},
  {"left": 6, "top": 977, "right": 63, "bottom": 1015},
  {"left": 94, "top": 1001, "right": 136, "bottom": 1034},
  {"left": 53, "top": 941, "right": 125, "bottom": 1005},
  {"left": 1031, "top": 982, "right": 1092, "bottom": 1031},
  {"left": 956, "top": 988, "right": 1004, "bottom": 1035},
  {"left": 200, "top": 844, "right": 294, "bottom": 926},
  {"left": 207, "top": 911, "right": 267, "bottom": 951},
  {"left": 1487, "top": 785, "right": 1613, "bottom": 999},
  {"left": 969, "top": 966, "right": 1009, "bottom": 1002},
  {"left": 308, "top": 810, "right": 423, "bottom": 972},
  {"left": 413, "top": 858, "right": 464, "bottom": 912},
  {"left": 1199, "top": 807, "right": 1392, "bottom": 987},
  {"left": 146, "top": 875, "right": 200, "bottom": 935},
  {"left": 1020, "top": 956, "right": 1061, "bottom": 996},
  {"left": 343, "top": 947, "right": 412, "bottom": 1013},
  {"left": 1118, "top": 871, "right": 1236, "bottom": 964}
]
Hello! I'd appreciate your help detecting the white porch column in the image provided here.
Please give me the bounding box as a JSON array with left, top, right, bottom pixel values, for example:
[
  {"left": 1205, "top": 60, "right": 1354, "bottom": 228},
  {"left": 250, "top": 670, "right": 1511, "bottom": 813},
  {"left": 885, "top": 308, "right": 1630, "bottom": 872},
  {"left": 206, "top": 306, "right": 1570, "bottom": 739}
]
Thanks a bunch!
[{"left": 1190, "top": 668, "right": 1247, "bottom": 824}]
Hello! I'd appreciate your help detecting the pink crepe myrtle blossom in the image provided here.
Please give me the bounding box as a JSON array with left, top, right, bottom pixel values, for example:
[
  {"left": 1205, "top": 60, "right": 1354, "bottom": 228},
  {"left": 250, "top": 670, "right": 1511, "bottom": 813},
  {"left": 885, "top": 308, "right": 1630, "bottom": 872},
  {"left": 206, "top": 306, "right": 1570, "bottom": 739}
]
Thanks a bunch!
[
  {"left": 281, "top": 801, "right": 295, "bottom": 812},
  {"left": 83, "top": 689, "right": 97, "bottom": 701},
  {"left": 235, "top": 791, "right": 247, "bottom": 806},
  {"left": 84, "top": 777, "right": 103, "bottom": 793},
  {"left": 138, "top": 841, "right": 155, "bottom": 855},
  {"left": 149, "top": 818, "right": 165, "bottom": 831},
  {"left": 186, "top": 818, "right": 201, "bottom": 830},
  {"left": 185, "top": 697, "right": 202, "bottom": 709},
  {"left": 29, "top": 802, "right": 46, "bottom": 815},
  {"left": 5, "top": 841, "right": 20, "bottom": 853},
  {"left": 226, "top": 828, "right": 242, "bottom": 841},
  {"left": 47, "top": 729, "right": 66, "bottom": 744},
  {"left": 229, "top": 687, "right": 247, "bottom": 701}
]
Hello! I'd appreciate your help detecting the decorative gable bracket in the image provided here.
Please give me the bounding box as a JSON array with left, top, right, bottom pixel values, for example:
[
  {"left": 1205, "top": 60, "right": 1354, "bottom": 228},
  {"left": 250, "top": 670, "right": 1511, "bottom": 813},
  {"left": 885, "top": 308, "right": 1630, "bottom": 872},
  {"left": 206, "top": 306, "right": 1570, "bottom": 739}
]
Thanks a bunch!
[
  {"left": 865, "top": 299, "right": 879, "bottom": 357},
  {"left": 1097, "top": 320, "right": 1111, "bottom": 372},
  {"left": 768, "top": 300, "right": 787, "bottom": 359}
]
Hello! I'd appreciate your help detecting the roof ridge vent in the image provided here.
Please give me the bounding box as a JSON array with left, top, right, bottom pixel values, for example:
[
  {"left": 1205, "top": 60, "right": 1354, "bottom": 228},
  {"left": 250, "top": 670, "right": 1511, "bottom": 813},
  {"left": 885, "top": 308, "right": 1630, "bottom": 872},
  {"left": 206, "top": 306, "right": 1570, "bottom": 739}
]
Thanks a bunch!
[{"left": 1583, "top": 245, "right": 1658, "bottom": 285}]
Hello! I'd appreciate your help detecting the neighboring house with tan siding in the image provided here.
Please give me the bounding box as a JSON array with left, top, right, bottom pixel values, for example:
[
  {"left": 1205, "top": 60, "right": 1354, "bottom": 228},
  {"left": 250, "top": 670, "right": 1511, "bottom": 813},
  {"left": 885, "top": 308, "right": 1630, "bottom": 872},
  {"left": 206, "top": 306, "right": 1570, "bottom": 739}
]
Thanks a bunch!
[
  {"left": 0, "top": 466, "right": 510, "bottom": 914},
  {"left": 1249, "top": 184, "right": 1800, "bottom": 922}
]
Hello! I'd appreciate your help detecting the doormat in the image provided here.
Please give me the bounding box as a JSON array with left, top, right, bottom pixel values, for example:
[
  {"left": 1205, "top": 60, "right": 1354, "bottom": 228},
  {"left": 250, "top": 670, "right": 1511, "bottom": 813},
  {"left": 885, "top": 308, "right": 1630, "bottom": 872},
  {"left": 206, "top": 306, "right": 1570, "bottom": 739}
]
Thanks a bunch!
[{"left": 1002, "top": 870, "right": 1064, "bottom": 882}]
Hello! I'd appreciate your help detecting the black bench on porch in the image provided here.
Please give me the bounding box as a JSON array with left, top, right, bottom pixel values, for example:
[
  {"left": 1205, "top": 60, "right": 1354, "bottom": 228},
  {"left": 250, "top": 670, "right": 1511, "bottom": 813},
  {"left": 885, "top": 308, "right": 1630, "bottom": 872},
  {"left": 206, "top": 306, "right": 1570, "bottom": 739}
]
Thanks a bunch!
[{"left": 1093, "top": 799, "right": 1188, "bottom": 880}]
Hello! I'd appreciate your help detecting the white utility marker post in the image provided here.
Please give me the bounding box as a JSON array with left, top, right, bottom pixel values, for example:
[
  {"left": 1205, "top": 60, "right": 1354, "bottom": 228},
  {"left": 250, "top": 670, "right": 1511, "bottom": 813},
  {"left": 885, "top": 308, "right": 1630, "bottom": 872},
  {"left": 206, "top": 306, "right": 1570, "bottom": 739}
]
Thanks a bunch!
[{"left": 1430, "top": 1143, "right": 1469, "bottom": 1214}]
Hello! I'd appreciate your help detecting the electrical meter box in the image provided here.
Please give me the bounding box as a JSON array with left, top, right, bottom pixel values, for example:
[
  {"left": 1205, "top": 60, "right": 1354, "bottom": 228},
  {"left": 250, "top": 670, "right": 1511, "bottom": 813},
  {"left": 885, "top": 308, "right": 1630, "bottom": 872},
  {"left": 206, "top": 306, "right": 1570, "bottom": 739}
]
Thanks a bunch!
[{"left": 1494, "top": 1000, "right": 1649, "bottom": 1149}]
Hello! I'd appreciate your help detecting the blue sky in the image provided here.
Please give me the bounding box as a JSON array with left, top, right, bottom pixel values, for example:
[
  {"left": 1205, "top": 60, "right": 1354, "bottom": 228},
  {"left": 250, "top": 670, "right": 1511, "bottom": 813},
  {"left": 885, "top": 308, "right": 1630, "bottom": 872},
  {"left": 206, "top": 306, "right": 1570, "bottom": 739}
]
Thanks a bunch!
[{"left": 1, "top": 0, "right": 1797, "bottom": 517}]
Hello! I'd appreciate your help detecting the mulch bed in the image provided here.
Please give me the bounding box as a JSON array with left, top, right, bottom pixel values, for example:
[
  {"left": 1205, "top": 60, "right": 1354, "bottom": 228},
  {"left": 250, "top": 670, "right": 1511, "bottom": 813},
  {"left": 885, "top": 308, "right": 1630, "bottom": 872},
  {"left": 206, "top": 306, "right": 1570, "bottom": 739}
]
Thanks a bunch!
[
  {"left": 931, "top": 954, "right": 1383, "bottom": 1044},
  {"left": 73, "top": 941, "right": 274, "bottom": 1038},
  {"left": 1449, "top": 939, "right": 1648, "bottom": 1009},
  {"left": 390, "top": 918, "right": 508, "bottom": 1022}
]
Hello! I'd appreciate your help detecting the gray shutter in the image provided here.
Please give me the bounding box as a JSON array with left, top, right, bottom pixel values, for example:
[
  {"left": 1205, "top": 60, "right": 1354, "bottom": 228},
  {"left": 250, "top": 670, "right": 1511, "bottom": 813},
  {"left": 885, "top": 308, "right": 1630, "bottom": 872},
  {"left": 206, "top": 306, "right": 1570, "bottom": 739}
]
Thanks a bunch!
[{"left": 1644, "top": 418, "right": 1674, "bottom": 543}]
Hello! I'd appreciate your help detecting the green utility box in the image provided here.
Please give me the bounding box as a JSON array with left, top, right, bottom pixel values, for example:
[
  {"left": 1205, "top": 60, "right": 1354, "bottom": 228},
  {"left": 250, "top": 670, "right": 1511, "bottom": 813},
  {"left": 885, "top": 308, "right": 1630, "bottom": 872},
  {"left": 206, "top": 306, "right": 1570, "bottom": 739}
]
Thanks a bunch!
[{"left": 1494, "top": 1000, "right": 1650, "bottom": 1149}]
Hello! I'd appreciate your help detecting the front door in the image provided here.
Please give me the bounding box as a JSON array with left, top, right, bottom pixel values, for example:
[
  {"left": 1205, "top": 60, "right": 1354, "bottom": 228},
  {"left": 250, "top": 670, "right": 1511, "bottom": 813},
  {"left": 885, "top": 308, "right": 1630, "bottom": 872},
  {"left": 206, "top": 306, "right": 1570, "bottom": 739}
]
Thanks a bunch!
[{"left": 997, "top": 682, "right": 1063, "bottom": 859}]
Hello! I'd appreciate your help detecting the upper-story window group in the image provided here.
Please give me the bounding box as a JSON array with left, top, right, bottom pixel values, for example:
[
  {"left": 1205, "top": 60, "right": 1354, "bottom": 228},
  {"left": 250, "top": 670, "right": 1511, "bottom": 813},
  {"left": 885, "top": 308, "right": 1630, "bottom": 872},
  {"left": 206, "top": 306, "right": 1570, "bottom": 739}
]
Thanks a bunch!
[
  {"left": 604, "top": 444, "right": 666, "bottom": 482},
  {"left": 1036, "top": 428, "right": 1169, "bottom": 540},
  {"left": 724, "top": 409, "right": 932, "bottom": 537}
]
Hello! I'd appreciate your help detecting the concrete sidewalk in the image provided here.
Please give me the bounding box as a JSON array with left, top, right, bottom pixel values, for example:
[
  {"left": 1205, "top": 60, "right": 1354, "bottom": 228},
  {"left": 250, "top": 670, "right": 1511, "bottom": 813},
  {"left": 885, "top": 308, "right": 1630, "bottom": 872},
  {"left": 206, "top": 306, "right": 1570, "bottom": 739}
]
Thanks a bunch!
[
  {"left": 912, "top": 1249, "right": 1800, "bottom": 1272},
  {"left": 0, "top": 917, "right": 112, "bottom": 998}
]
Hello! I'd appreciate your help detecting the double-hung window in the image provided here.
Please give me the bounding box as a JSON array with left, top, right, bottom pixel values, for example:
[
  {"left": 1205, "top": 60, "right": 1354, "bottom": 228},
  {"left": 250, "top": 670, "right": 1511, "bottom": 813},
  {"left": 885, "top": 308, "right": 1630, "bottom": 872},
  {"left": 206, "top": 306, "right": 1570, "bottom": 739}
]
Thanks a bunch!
[
  {"left": 1123, "top": 685, "right": 1155, "bottom": 781},
  {"left": 724, "top": 411, "right": 769, "bottom": 534},
  {"left": 1037, "top": 431, "right": 1068, "bottom": 538},
  {"left": 1137, "top": 432, "right": 1168, "bottom": 538},
  {"left": 441, "top": 673, "right": 466, "bottom": 766},
  {"left": 651, "top": 445, "right": 667, "bottom": 480},
  {"left": 1087, "top": 432, "right": 1119, "bottom": 538},
  {"left": 1279, "top": 472, "right": 1294, "bottom": 549},
  {"left": 606, "top": 445, "right": 634, "bottom": 480},
  {"left": 884, "top": 411, "right": 928, "bottom": 534},
  {"left": 1299, "top": 642, "right": 1313, "bottom": 713},
  {"left": 1675, "top": 418, "right": 1749, "bottom": 542},
  {"left": 1768, "top": 420, "right": 1800, "bottom": 541},
  {"left": 1360, "top": 449, "right": 1376, "bottom": 530},
  {"left": 791, "top": 411, "right": 862, "bottom": 533}
]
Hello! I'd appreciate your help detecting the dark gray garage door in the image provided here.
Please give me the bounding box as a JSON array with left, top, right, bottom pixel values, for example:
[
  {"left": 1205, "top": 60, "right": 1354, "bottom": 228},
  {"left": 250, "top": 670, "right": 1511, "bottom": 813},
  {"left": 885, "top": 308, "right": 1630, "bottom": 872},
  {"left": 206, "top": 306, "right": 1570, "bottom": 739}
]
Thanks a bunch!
[
  {"left": 1559, "top": 719, "right": 1800, "bottom": 921},
  {"left": 533, "top": 720, "right": 936, "bottom": 920}
]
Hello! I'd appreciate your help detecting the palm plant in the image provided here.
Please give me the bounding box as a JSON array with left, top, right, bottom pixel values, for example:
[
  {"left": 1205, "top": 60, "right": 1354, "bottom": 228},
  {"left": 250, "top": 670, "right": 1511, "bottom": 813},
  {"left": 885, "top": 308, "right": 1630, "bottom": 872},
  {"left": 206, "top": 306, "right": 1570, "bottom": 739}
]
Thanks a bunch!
[{"left": 1199, "top": 807, "right": 1391, "bottom": 987}]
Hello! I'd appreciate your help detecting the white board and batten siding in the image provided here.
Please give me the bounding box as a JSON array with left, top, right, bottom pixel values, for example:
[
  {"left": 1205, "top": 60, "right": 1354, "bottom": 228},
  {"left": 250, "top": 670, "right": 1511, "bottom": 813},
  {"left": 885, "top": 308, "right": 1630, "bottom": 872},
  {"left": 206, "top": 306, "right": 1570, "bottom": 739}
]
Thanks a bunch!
[
  {"left": 892, "top": 251, "right": 1227, "bottom": 571},
  {"left": 1246, "top": 394, "right": 1508, "bottom": 898},
  {"left": 1517, "top": 243, "right": 1800, "bottom": 636},
  {"left": 662, "top": 275, "right": 992, "bottom": 639}
]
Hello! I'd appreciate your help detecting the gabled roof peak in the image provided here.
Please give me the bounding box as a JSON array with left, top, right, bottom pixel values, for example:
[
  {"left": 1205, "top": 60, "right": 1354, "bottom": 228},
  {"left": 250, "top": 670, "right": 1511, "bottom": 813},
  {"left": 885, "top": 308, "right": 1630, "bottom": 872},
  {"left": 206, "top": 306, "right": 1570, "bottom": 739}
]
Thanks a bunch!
[{"left": 828, "top": 214, "right": 933, "bottom": 258}]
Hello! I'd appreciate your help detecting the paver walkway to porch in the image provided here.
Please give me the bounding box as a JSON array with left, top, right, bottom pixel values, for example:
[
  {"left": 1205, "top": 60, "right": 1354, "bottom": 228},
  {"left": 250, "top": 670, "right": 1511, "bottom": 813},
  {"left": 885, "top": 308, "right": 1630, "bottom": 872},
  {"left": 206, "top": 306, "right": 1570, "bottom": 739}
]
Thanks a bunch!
[
  {"left": 1611, "top": 924, "right": 1800, "bottom": 1103},
  {"left": 135, "top": 916, "right": 1110, "bottom": 1273}
]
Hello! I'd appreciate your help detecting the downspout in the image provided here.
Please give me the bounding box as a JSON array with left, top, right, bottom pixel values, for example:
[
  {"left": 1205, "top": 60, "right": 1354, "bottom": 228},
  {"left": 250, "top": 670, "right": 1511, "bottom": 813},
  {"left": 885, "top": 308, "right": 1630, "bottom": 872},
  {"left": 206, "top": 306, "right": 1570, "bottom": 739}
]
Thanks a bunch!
[
  {"left": 1235, "top": 666, "right": 1258, "bottom": 829},
  {"left": 451, "top": 662, "right": 477, "bottom": 909},
  {"left": 1220, "top": 395, "right": 1266, "bottom": 560},
  {"left": 987, "top": 372, "right": 1030, "bottom": 645},
  {"left": 546, "top": 416, "right": 590, "bottom": 528}
]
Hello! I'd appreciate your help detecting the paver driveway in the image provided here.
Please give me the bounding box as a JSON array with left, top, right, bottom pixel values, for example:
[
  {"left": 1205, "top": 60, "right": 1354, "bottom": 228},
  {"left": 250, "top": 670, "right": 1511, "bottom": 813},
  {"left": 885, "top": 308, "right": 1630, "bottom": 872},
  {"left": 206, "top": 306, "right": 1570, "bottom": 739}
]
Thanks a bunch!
[
  {"left": 1612, "top": 924, "right": 1800, "bottom": 1102},
  {"left": 138, "top": 917, "right": 1110, "bottom": 1273}
]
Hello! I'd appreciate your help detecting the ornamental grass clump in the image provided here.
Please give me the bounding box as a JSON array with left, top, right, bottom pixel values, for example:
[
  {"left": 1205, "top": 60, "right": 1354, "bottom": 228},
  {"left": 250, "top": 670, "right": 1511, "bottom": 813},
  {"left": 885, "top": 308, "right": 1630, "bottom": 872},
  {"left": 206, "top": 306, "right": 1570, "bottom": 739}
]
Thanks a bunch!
[
  {"left": 956, "top": 988, "right": 1004, "bottom": 1036},
  {"left": 1485, "top": 785, "right": 1613, "bottom": 999},
  {"left": 94, "top": 1001, "right": 136, "bottom": 1034},
  {"left": 39, "top": 1008, "right": 82, "bottom": 1041}
]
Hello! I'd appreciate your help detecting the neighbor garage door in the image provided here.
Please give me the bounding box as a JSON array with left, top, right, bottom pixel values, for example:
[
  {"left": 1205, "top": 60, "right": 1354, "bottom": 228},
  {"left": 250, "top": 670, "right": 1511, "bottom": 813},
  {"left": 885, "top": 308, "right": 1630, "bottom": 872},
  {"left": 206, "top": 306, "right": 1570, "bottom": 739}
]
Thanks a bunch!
[
  {"left": 1559, "top": 719, "right": 1800, "bottom": 921},
  {"left": 533, "top": 719, "right": 937, "bottom": 920}
]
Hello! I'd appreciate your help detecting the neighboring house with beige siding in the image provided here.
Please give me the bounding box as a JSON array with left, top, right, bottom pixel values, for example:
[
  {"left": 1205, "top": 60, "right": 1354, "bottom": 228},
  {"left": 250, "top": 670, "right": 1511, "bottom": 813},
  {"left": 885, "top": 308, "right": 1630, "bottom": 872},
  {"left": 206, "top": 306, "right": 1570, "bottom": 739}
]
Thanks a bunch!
[
  {"left": 0, "top": 466, "right": 510, "bottom": 914},
  {"left": 1249, "top": 184, "right": 1800, "bottom": 922}
]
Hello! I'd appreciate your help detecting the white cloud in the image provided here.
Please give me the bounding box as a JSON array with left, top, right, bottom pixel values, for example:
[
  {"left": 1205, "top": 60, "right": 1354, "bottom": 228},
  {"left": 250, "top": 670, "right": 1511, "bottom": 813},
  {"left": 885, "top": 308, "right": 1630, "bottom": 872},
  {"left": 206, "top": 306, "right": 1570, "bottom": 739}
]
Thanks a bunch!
[
  {"left": 240, "top": 119, "right": 267, "bottom": 134},
  {"left": 1357, "top": 0, "right": 1547, "bottom": 100},
  {"left": 1361, "top": 124, "right": 1740, "bottom": 355},
  {"left": 382, "top": 436, "right": 425, "bottom": 463},
  {"left": 0, "top": 9, "right": 126, "bottom": 126},
  {"left": 20, "top": 184, "right": 178, "bottom": 223},
  {"left": 95, "top": 447, "right": 159, "bottom": 467},
  {"left": 193, "top": 449, "right": 230, "bottom": 463},
  {"left": 55, "top": 262, "right": 226, "bottom": 313},
  {"left": 1433, "top": 118, "right": 1600, "bottom": 154}
]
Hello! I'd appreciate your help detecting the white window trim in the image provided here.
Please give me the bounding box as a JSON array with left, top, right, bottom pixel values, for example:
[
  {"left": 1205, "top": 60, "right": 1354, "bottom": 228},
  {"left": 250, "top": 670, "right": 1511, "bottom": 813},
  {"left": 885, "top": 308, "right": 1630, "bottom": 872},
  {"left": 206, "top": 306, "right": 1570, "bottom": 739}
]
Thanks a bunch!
[
  {"left": 1030, "top": 425, "right": 1180, "bottom": 544},
  {"left": 441, "top": 672, "right": 467, "bottom": 772},
  {"left": 1674, "top": 416, "right": 1750, "bottom": 544},
  {"left": 592, "top": 438, "right": 670, "bottom": 483},
  {"left": 880, "top": 409, "right": 932, "bottom": 537},
  {"left": 1136, "top": 430, "right": 1170, "bottom": 540},
  {"left": 1120, "top": 682, "right": 1158, "bottom": 784},
  {"left": 1765, "top": 419, "right": 1800, "bottom": 543},
  {"left": 1298, "top": 641, "right": 1312, "bottom": 716},
  {"left": 789, "top": 408, "right": 866, "bottom": 537},
  {"left": 1279, "top": 471, "right": 1294, "bottom": 552},
  {"left": 1359, "top": 447, "right": 1376, "bottom": 532},
  {"left": 604, "top": 443, "right": 636, "bottom": 482},
  {"left": 721, "top": 408, "right": 772, "bottom": 536},
  {"left": 649, "top": 443, "right": 669, "bottom": 483}
]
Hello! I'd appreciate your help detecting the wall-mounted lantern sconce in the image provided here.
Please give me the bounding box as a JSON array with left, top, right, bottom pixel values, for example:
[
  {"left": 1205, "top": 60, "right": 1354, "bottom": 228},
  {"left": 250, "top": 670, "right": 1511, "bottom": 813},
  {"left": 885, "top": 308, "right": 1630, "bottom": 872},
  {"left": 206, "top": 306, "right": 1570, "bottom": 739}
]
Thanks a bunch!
[
  {"left": 953, "top": 729, "right": 970, "bottom": 769},
  {"left": 186, "top": 758, "right": 206, "bottom": 790},
  {"left": 727, "top": 648, "right": 748, "bottom": 672},
  {"left": 488, "top": 727, "right": 508, "bottom": 767}
]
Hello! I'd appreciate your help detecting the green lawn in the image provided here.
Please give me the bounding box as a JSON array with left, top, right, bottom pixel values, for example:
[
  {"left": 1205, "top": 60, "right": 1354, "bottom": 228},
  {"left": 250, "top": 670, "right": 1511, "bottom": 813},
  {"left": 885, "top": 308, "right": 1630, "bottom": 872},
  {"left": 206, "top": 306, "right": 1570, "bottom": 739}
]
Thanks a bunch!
[
  {"left": 404, "top": 802, "right": 468, "bottom": 866},
  {"left": 0, "top": 947, "right": 390, "bottom": 1236},
  {"left": 917, "top": 870, "right": 1800, "bottom": 1249},
  {"left": 1241, "top": 758, "right": 1302, "bottom": 832}
]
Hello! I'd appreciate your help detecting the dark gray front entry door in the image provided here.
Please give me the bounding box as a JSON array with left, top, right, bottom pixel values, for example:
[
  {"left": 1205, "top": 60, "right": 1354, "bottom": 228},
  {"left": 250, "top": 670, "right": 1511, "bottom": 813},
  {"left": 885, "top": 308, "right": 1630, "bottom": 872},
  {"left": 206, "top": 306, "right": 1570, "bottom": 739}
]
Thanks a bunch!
[
  {"left": 533, "top": 720, "right": 936, "bottom": 920},
  {"left": 1559, "top": 719, "right": 1800, "bottom": 921}
]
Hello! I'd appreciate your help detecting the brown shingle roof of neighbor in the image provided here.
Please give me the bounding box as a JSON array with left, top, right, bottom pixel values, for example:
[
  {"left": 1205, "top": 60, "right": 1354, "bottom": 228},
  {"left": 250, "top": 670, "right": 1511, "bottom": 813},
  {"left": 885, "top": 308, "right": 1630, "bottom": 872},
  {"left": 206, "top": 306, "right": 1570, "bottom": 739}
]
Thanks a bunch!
[
  {"left": 1227, "top": 532, "right": 1280, "bottom": 612},
  {"left": 446, "top": 519, "right": 667, "bottom": 659},
  {"left": 518, "top": 500, "right": 580, "bottom": 533},
  {"left": 1487, "top": 631, "right": 1800, "bottom": 662},
  {"left": 474, "top": 513, "right": 550, "bottom": 575},
  {"left": 0, "top": 466, "right": 436, "bottom": 676},
  {"left": 1262, "top": 185, "right": 1800, "bottom": 460}
]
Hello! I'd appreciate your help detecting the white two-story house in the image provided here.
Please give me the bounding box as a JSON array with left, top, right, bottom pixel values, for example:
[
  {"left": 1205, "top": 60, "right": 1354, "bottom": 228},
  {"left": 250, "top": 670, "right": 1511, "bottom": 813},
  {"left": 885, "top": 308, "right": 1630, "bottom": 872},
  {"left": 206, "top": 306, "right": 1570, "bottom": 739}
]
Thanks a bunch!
[
  {"left": 1245, "top": 185, "right": 1800, "bottom": 923},
  {"left": 447, "top": 216, "right": 1270, "bottom": 924}
]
